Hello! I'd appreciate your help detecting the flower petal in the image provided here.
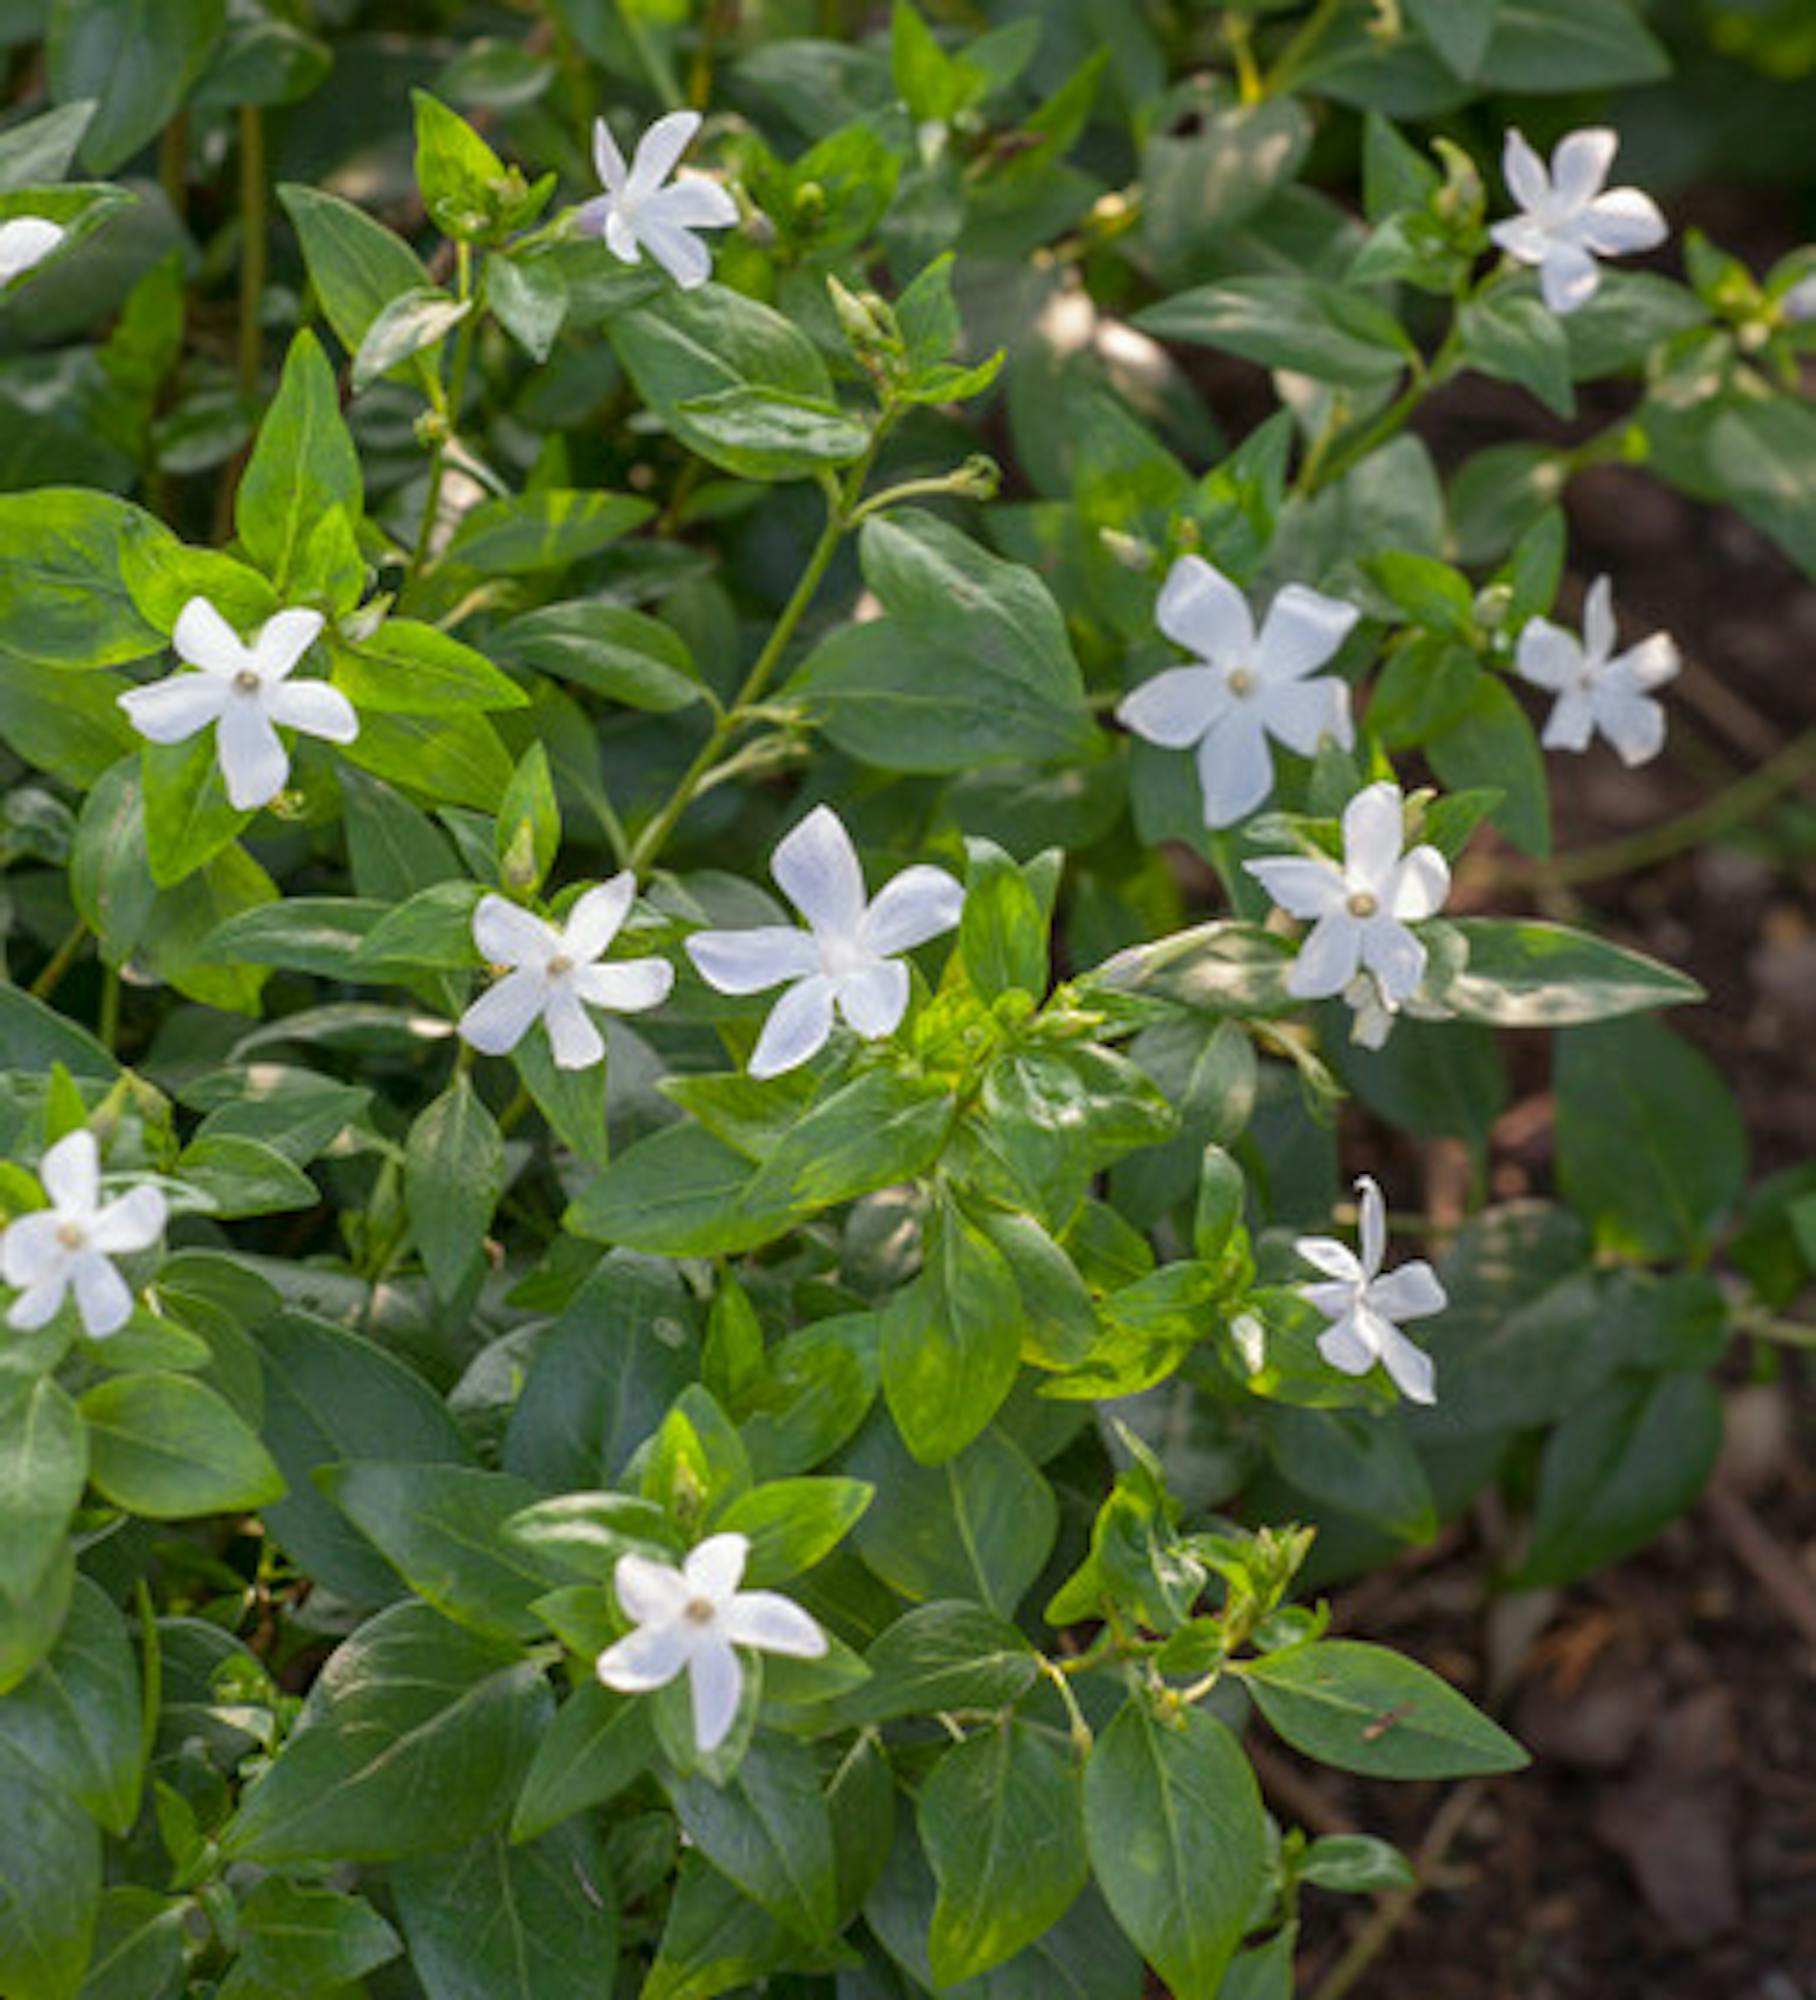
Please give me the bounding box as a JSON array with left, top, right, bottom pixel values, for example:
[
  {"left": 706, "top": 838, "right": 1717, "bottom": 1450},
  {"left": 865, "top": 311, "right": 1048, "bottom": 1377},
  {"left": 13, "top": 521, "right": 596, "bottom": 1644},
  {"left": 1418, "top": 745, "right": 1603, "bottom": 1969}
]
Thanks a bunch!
[
  {"left": 1388, "top": 844, "right": 1449, "bottom": 923},
  {"left": 172, "top": 597, "right": 247, "bottom": 676},
  {"left": 1514, "top": 617, "right": 1582, "bottom": 692},
  {"left": 1116, "top": 666, "right": 1223, "bottom": 749},
  {"left": 647, "top": 179, "right": 739, "bottom": 231},
  {"left": 265, "top": 678, "right": 358, "bottom": 745},
  {"left": 1, "top": 1212, "right": 66, "bottom": 1287},
  {"left": 473, "top": 893, "right": 557, "bottom": 970},
  {"left": 1582, "top": 575, "right": 1617, "bottom": 665},
  {"left": 217, "top": 698, "right": 290, "bottom": 809},
  {"left": 1541, "top": 685, "right": 1597, "bottom": 753},
  {"left": 627, "top": 109, "right": 704, "bottom": 203},
  {"left": 89, "top": 1185, "right": 167, "bottom": 1256},
  {"left": 545, "top": 987, "right": 605, "bottom": 1071},
  {"left": 615, "top": 1552, "right": 692, "bottom": 1625},
  {"left": 1317, "top": 1312, "right": 1378, "bottom": 1377},
  {"left": 748, "top": 976, "right": 837, "bottom": 1080},
  {"left": 1359, "top": 916, "right": 1426, "bottom": 1005},
  {"left": 0, "top": 216, "right": 65, "bottom": 284},
  {"left": 1288, "top": 913, "right": 1362, "bottom": 999},
  {"left": 1490, "top": 214, "right": 1551, "bottom": 266},
  {"left": 859, "top": 866, "right": 964, "bottom": 957},
  {"left": 1355, "top": 1175, "right": 1386, "bottom": 1278},
  {"left": 605, "top": 209, "right": 642, "bottom": 266},
  {"left": 39, "top": 1129, "right": 99, "bottom": 1217},
  {"left": 6, "top": 1272, "right": 70, "bottom": 1331},
  {"left": 722, "top": 1590, "right": 827, "bottom": 1659},
  {"left": 1501, "top": 128, "right": 1550, "bottom": 213},
  {"left": 1341, "top": 783, "right": 1407, "bottom": 897},
  {"left": 687, "top": 926, "right": 820, "bottom": 994},
  {"left": 573, "top": 957, "right": 674, "bottom": 1015},
  {"left": 1368, "top": 1259, "right": 1447, "bottom": 1323},
  {"left": 1243, "top": 855, "right": 1346, "bottom": 922},
  {"left": 1538, "top": 242, "right": 1601, "bottom": 316},
  {"left": 562, "top": 875, "right": 637, "bottom": 961},
  {"left": 72, "top": 1252, "right": 133, "bottom": 1338},
  {"left": 1550, "top": 127, "right": 1618, "bottom": 209},
  {"left": 119, "top": 671, "right": 230, "bottom": 745},
  {"left": 597, "top": 1621, "right": 689, "bottom": 1693},
  {"left": 459, "top": 966, "right": 547, "bottom": 1056},
  {"left": 684, "top": 1533, "right": 749, "bottom": 1603},
  {"left": 572, "top": 194, "right": 615, "bottom": 242},
  {"left": 1257, "top": 585, "right": 1359, "bottom": 682},
  {"left": 1257, "top": 674, "right": 1352, "bottom": 758},
  {"left": 593, "top": 116, "right": 629, "bottom": 195},
  {"left": 1609, "top": 632, "right": 1679, "bottom": 693},
  {"left": 1594, "top": 686, "right": 1666, "bottom": 768},
  {"left": 1156, "top": 554, "right": 1254, "bottom": 664},
  {"left": 1295, "top": 1234, "right": 1363, "bottom": 1284},
  {"left": 772, "top": 805, "right": 865, "bottom": 939},
  {"left": 251, "top": 608, "right": 326, "bottom": 683},
  {"left": 687, "top": 1636, "right": 744, "bottom": 1753},
  {"left": 1195, "top": 711, "right": 1275, "bottom": 828},
  {"left": 1376, "top": 1317, "right": 1436, "bottom": 1405},
  {"left": 639, "top": 216, "right": 714, "bottom": 290},
  {"left": 834, "top": 957, "right": 909, "bottom": 1039}
]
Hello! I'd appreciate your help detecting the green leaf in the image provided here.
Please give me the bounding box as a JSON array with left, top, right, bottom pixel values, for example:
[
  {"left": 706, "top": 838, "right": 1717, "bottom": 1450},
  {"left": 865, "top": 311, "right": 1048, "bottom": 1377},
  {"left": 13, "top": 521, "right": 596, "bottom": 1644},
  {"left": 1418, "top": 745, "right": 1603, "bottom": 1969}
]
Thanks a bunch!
[
  {"left": 922, "top": 1720, "right": 1088, "bottom": 1984},
  {"left": 1135, "top": 277, "right": 1414, "bottom": 388},
  {"left": 497, "top": 602, "right": 706, "bottom": 712},
  {"left": 0, "top": 1577, "right": 141, "bottom": 1837},
  {"left": 0, "top": 1752, "right": 99, "bottom": 2000},
  {"left": 140, "top": 733, "right": 252, "bottom": 888},
  {"left": 346, "top": 701, "right": 519, "bottom": 822},
  {"left": 713, "top": 1477, "right": 872, "bottom": 1584},
  {"left": 46, "top": 0, "right": 226, "bottom": 174},
  {"left": 1426, "top": 675, "right": 1550, "bottom": 856},
  {"left": 1439, "top": 919, "right": 1703, "bottom": 1025},
  {"left": 1083, "top": 1703, "right": 1267, "bottom": 2000},
  {"left": 1298, "top": 1834, "right": 1416, "bottom": 1895},
  {"left": 0, "top": 488, "right": 166, "bottom": 669},
  {"left": 0, "top": 655, "right": 140, "bottom": 787},
  {"left": 665, "top": 1735, "right": 838, "bottom": 1940},
  {"left": 488, "top": 253, "right": 568, "bottom": 362},
  {"left": 1482, "top": 0, "right": 1669, "bottom": 89},
  {"left": 406, "top": 1078, "right": 504, "bottom": 1299},
  {"left": 412, "top": 89, "right": 508, "bottom": 240},
  {"left": 236, "top": 1878, "right": 402, "bottom": 1995},
  {"left": 332, "top": 618, "right": 525, "bottom": 715},
  {"left": 1090, "top": 920, "right": 1297, "bottom": 1016},
  {"left": 1405, "top": 0, "right": 1498, "bottom": 75},
  {"left": 178, "top": 1133, "right": 320, "bottom": 1217},
  {"left": 0, "top": 1548, "right": 74, "bottom": 1698},
  {"left": 0, "top": 1376, "right": 87, "bottom": 1603},
  {"left": 1240, "top": 1640, "right": 1528, "bottom": 1778},
  {"left": 495, "top": 742, "right": 560, "bottom": 892},
  {"left": 318, "top": 1462, "right": 567, "bottom": 1640},
  {"left": 643, "top": 1852, "right": 806, "bottom": 2000},
  {"left": 200, "top": 894, "right": 383, "bottom": 977},
  {"left": 235, "top": 331, "right": 362, "bottom": 590},
  {"left": 278, "top": 183, "right": 437, "bottom": 367},
  {"left": 393, "top": 1823, "right": 617, "bottom": 2000},
  {"left": 833, "top": 1601, "right": 1037, "bottom": 1726},
  {"left": 511, "top": 1681, "right": 655, "bottom": 1842},
  {"left": 1142, "top": 98, "right": 1312, "bottom": 280},
  {"left": 791, "top": 509, "right": 1093, "bottom": 772},
  {"left": 445, "top": 490, "right": 654, "bottom": 575},
  {"left": 745, "top": 1068, "right": 953, "bottom": 1218},
  {"left": 78, "top": 1373, "right": 285, "bottom": 1519},
  {"left": 674, "top": 386, "right": 871, "bottom": 467},
  {"left": 1263, "top": 1406, "right": 1437, "bottom": 1542},
  {"left": 221, "top": 1601, "right": 549, "bottom": 1864},
  {"left": 1555, "top": 1018, "right": 1747, "bottom": 1260},
  {"left": 72, "top": 1886, "right": 188, "bottom": 2000},
  {"left": 0, "top": 102, "right": 96, "bottom": 191},
  {"left": 959, "top": 838, "right": 1050, "bottom": 1002},
  {"left": 351, "top": 287, "right": 472, "bottom": 392},
  {"left": 564, "top": 1123, "right": 777, "bottom": 1257},
  {"left": 1460, "top": 287, "right": 1575, "bottom": 419}
]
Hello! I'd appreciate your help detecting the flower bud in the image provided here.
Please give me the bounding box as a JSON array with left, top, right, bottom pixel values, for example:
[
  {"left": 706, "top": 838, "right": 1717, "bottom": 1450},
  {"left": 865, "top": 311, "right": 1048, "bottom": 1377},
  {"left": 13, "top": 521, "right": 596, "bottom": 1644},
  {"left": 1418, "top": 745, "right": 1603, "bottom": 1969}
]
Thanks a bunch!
[{"left": 1473, "top": 581, "right": 1513, "bottom": 631}]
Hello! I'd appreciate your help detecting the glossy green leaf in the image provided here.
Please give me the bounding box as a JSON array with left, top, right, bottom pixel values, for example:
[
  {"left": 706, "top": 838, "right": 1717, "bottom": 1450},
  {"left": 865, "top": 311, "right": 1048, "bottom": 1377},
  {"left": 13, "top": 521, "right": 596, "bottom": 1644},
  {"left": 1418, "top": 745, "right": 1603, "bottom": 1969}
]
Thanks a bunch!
[
  {"left": 235, "top": 330, "right": 362, "bottom": 589},
  {"left": 79, "top": 1372, "right": 285, "bottom": 1519},
  {"left": 406, "top": 1077, "right": 504, "bottom": 1299}
]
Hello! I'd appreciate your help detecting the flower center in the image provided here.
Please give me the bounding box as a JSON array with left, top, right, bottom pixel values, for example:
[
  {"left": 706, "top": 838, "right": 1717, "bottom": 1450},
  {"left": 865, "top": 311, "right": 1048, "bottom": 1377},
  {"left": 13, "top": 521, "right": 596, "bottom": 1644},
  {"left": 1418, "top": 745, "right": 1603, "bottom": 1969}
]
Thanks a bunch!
[
  {"left": 1225, "top": 666, "right": 1258, "bottom": 699},
  {"left": 56, "top": 1220, "right": 86, "bottom": 1251},
  {"left": 1346, "top": 891, "right": 1379, "bottom": 919},
  {"left": 546, "top": 953, "right": 573, "bottom": 978},
  {"left": 820, "top": 933, "right": 867, "bottom": 979},
  {"left": 233, "top": 668, "right": 261, "bottom": 695},
  {"left": 683, "top": 1596, "right": 717, "bottom": 1626}
]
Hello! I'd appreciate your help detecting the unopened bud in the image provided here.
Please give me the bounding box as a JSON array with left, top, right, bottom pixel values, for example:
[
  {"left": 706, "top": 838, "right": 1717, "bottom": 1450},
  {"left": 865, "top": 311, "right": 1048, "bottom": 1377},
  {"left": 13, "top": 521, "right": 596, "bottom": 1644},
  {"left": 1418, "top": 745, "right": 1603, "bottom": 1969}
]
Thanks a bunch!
[
  {"left": 827, "top": 274, "right": 898, "bottom": 360},
  {"left": 793, "top": 180, "right": 827, "bottom": 227},
  {"left": 499, "top": 821, "right": 541, "bottom": 892},
  {"left": 414, "top": 409, "right": 451, "bottom": 449},
  {"left": 953, "top": 453, "right": 1000, "bottom": 501},
  {"left": 1432, "top": 138, "right": 1485, "bottom": 231},
  {"left": 1473, "top": 581, "right": 1513, "bottom": 631},
  {"left": 1099, "top": 527, "right": 1153, "bottom": 570}
]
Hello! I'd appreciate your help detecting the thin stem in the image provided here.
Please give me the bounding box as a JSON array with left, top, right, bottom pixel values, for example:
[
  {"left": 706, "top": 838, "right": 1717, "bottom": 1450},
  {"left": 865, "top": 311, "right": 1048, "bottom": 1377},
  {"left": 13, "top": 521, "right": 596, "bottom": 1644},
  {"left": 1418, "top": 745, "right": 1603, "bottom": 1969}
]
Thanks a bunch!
[
  {"left": 158, "top": 113, "right": 188, "bottom": 221},
  {"left": 410, "top": 244, "right": 481, "bottom": 581},
  {"left": 1262, "top": 0, "right": 1345, "bottom": 96},
  {"left": 29, "top": 921, "right": 88, "bottom": 1002},
  {"left": 99, "top": 967, "right": 121, "bottom": 1056},
  {"left": 237, "top": 106, "right": 267, "bottom": 395},
  {"left": 1224, "top": 11, "right": 1263, "bottom": 104},
  {"left": 1038, "top": 1656, "right": 1094, "bottom": 1755},
  {"left": 1740, "top": 1308, "right": 1816, "bottom": 1351}
]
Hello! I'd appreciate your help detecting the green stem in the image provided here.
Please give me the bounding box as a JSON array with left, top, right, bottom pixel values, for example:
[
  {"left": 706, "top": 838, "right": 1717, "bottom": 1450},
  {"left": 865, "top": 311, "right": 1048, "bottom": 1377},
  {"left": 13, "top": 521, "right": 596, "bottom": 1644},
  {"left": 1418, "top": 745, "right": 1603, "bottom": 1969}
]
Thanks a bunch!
[
  {"left": 1038, "top": 1656, "right": 1094, "bottom": 1755},
  {"left": 1262, "top": 0, "right": 1345, "bottom": 96},
  {"left": 410, "top": 243, "right": 481, "bottom": 581},
  {"left": 158, "top": 113, "right": 188, "bottom": 221},
  {"left": 99, "top": 967, "right": 121, "bottom": 1056},
  {"left": 29, "top": 921, "right": 88, "bottom": 1002},
  {"left": 237, "top": 105, "right": 267, "bottom": 395}
]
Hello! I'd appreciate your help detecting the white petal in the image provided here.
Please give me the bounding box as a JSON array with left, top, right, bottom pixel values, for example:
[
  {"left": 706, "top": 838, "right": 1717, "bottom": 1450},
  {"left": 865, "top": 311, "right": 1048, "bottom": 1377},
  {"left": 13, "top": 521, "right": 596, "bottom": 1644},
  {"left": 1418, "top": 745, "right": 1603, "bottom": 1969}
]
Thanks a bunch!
[
  {"left": 627, "top": 109, "right": 703, "bottom": 203},
  {"left": 572, "top": 957, "right": 674, "bottom": 1015},
  {"left": 605, "top": 209, "right": 642, "bottom": 266},
  {"left": 473, "top": 894, "right": 559, "bottom": 970},
  {"left": 0, "top": 216, "right": 65, "bottom": 284},
  {"left": 1288, "top": 913, "right": 1362, "bottom": 999},
  {"left": 597, "top": 1621, "right": 689, "bottom": 1693},
  {"left": 1116, "top": 665, "right": 1223, "bottom": 749},
  {"left": 1341, "top": 783, "right": 1407, "bottom": 897},
  {"left": 722, "top": 1590, "right": 827, "bottom": 1659},
  {"left": 1295, "top": 1235, "right": 1364, "bottom": 1284},
  {"left": 217, "top": 699, "right": 290, "bottom": 810},
  {"left": 1359, "top": 916, "right": 1426, "bottom": 1006},
  {"left": 1538, "top": 243, "right": 1602, "bottom": 316},
  {"left": 1301, "top": 1279, "right": 1361, "bottom": 1322},
  {"left": 1541, "top": 686, "right": 1597, "bottom": 753},
  {"left": 593, "top": 116, "right": 629, "bottom": 195},
  {"left": 1375, "top": 1317, "right": 1436, "bottom": 1405},
  {"left": 1256, "top": 585, "right": 1359, "bottom": 682},
  {"left": 88, "top": 1185, "right": 167, "bottom": 1256},
  {"left": 545, "top": 987, "right": 605, "bottom": 1071},
  {"left": 640, "top": 216, "right": 714, "bottom": 290},
  {"left": 646, "top": 179, "right": 739, "bottom": 231},
  {"left": 562, "top": 875, "right": 637, "bottom": 962},
  {"left": 772, "top": 805, "right": 865, "bottom": 940},
  {"left": 72, "top": 1252, "right": 133, "bottom": 1337},
  {"left": 459, "top": 966, "right": 547, "bottom": 1056},
  {"left": 1610, "top": 632, "right": 1679, "bottom": 693},
  {"left": 684, "top": 1532, "right": 750, "bottom": 1603},
  {"left": 834, "top": 957, "right": 909, "bottom": 1039},
  {"left": 1195, "top": 711, "right": 1275, "bottom": 828},
  {"left": 6, "top": 1271, "right": 70, "bottom": 1330},
  {"left": 1594, "top": 686, "right": 1666, "bottom": 768},
  {"left": 572, "top": 194, "right": 615, "bottom": 242},
  {"left": 1317, "top": 1313, "right": 1378, "bottom": 1377},
  {"left": 1155, "top": 554, "right": 1254, "bottom": 664},
  {"left": 119, "top": 672, "right": 230, "bottom": 745},
  {"left": 251, "top": 607, "right": 326, "bottom": 683},
  {"left": 1388, "top": 844, "right": 1449, "bottom": 923},
  {"left": 1582, "top": 575, "right": 1617, "bottom": 665},
  {"left": 1368, "top": 1260, "right": 1447, "bottom": 1323},
  {"left": 1244, "top": 854, "right": 1346, "bottom": 921},
  {"left": 264, "top": 679, "right": 358, "bottom": 744},
  {"left": 687, "top": 1636, "right": 744, "bottom": 1753},
  {"left": 1355, "top": 1175, "right": 1386, "bottom": 1278},
  {"left": 748, "top": 976, "right": 836, "bottom": 1079},
  {"left": 1582, "top": 187, "right": 1666, "bottom": 256},
  {"left": 687, "top": 926, "right": 820, "bottom": 995},
  {"left": 860, "top": 865, "right": 964, "bottom": 956},
  {"left": 1550, "top": 128, "right": 1618, "bottom": 209},
  {"left": 1501, "top": 128, "right": 1550, "bottom": 213},
  {"left": 39, "top": 1129, "right": 100, "bottom": 1217},
  {"left": 1490, "top": 214, "right": 1551, "bottom": 266},
  {"left": 1257, "top": 675, "right": 1351, "bottom": 757},
  {"left": 1515, "top": 618, "right": 1582, "bottom": 692},
  {"left": 1, "top": 1213, "right": 66, "bottom": 1287},
  {"left": 615, "top": 1553, "right": 692, "bottom": 1625},
  {"left": 172, "top": 597, "right": 248, "bottom": 676}
]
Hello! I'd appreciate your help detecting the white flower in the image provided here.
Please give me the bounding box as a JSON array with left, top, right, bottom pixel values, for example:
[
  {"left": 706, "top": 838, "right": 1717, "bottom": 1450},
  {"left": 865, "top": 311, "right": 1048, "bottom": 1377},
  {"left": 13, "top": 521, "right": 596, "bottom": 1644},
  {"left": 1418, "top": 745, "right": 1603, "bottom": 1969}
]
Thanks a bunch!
[
  {"left": 596, "top": 1531, "right": 826, "bottom": 1753},
  {"left": 1341, "top": 970, "right": 1395, "bottom": 1051},
  {"left": 1783, "top": 273, "right": 1816, "bottom": 324},
  {"left": 460, "top": 874, "right": 674, "bottom": 1071},
  {"left": 1515, "top": 576, "right": 1678, "bottom": 767},
  {"left": 1490, "top": 127, "right": 1667, "bottom": 316},
  {"left": 0, "top": 215, "right": 67, "bottom": 291},
  {"left": 118, "top": 598, "right": 357, "bottom": 811},
  {"left": 1244, "top": 781, "right": 1449, "bottom": 1010},
  {"left": 576, "top": 110, "right": 738, "bottom": 291},
  {"left": 1118, "top": 556, "right": 1359, "bottom": 830},
  {"left": 686, "top": 805, "right": 963, "bottom": 1080},
  {"left": 1, "top": 1130, "right": 166, "bottom": 1339},
  {"left": 1296, "top": 1175, "right": 1446, "bottom": 1404}
]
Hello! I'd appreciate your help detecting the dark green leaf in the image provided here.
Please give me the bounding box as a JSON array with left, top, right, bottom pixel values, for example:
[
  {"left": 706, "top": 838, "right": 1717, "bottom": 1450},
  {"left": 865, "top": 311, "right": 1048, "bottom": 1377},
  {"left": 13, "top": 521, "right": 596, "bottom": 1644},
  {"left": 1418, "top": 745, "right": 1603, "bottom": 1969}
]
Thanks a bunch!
[{"left": 78, "top": 1372, "right": 284, "bottom": 1519}]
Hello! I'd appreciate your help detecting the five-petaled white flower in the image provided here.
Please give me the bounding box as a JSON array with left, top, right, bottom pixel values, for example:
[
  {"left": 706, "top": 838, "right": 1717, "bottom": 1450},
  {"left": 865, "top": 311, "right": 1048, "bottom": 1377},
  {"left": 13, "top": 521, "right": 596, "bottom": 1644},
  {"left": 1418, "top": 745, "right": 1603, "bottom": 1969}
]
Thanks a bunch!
[
  {"left": 1118, "top": 555, "right": 1359, "bottom": 830},
  {"left": 0, "top": 215, "right": 67, "bottom": 291},
  {"left": 1296, "top": 1175, "right": 1447, "bottom": 1404},
  {"left": 460, "top": 874, "right": 674, "bottom": 1071},
  {"left": 1244, "top": 782, "right": 1449, "bottom": 1011},
  {"left": 686, "top": 805, "right": 963, "bottom": 1080},
  {"left": 1490, "top": 127, "right": 1667, "bottom": 316},
  {"left": 1515, "top": 575, "right": 1678, "bottom": 767},
  {"left": 118, "top": 598, "right": 357, "bottom": 811},
  {"left": 577, "top": 110, "right": 739, "bottom": 292},
  {"left": 596, "top": 1531, "right": 827, "bottom": 1754},
  {"left": 1, "top": 1130, "right": 166, "bottom": 1339}
]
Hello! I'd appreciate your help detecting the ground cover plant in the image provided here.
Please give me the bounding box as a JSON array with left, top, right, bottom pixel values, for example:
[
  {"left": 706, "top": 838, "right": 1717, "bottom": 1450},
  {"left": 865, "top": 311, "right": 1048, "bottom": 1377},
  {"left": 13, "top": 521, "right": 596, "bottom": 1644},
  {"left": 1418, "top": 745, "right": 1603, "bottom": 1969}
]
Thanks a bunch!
[{"left": 0, "top": 1, "right": 1811, "bottom": 1995}]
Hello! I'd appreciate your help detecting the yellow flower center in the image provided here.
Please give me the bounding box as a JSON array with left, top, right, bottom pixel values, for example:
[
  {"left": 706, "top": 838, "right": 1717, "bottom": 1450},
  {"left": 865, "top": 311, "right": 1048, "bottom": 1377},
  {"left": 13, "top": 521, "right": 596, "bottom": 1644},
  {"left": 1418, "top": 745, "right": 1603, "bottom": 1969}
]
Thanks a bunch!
[
  {"left": 1225, "top": 666, "right": 1258, "bottom": 699},
  {"left": 233, "top": 668, "right": 261, "bottom": 695},
  {"left": 546, "top": 953, "right": 573, "bottom": 977},
  {"left": 683, "top": 1596, "right": 717, "bottom": 1625},
  {"left": 56, "top": 1221, "right": 85, "bottom": 1250},
  {"left": 1347, "top": 891, "right": 1379, "bottom": 919}
]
